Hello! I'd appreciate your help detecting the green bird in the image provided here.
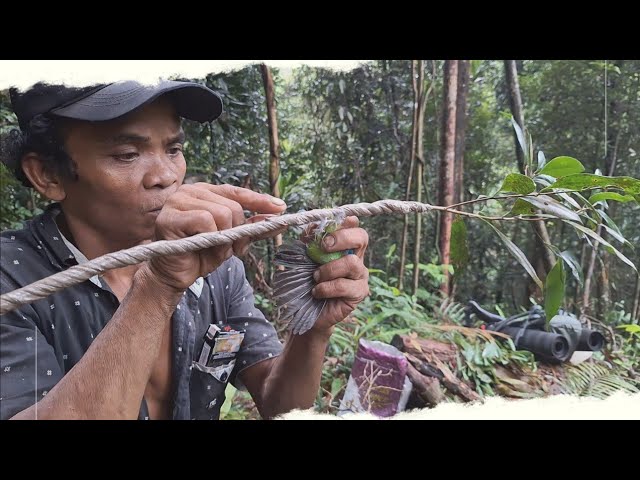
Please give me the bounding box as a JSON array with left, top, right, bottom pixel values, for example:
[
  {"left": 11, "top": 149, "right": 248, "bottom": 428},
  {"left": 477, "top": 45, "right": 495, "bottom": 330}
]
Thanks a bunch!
[{"left": 273, "top": 213, "right": 352, "bottom": 335}]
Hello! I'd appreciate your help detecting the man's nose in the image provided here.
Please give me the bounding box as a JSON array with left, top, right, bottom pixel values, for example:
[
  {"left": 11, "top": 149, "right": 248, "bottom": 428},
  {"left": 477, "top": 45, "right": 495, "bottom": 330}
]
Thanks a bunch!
[{"left": 142, "top": 153, "right": 178, "bottom": 189}]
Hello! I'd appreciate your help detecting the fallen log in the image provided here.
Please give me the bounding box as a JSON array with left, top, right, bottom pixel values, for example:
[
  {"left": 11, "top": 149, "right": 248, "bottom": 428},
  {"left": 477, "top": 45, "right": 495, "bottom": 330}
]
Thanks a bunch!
[
  {"left": 391, "top": 334, "right": 457, "bottom": 366},
  {"left": 406, "top": 363, "right": 445, "bottom": 406},
  {"left": 405, "top": 352, "right": 481, "bottom": 403}
]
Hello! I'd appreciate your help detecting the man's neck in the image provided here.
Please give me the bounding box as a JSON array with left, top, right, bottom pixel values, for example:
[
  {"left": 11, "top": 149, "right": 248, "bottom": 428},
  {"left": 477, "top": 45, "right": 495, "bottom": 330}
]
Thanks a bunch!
[
  {"left": 55, "top": 207, "right": 148, "bottom": 259},
  {"left": 54, "top": 207, "right": 148, "bottom": 294}
]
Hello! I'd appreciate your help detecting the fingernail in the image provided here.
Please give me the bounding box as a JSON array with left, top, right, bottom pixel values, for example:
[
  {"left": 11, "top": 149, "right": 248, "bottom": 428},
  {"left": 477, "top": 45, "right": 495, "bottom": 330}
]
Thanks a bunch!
[
  {"left": 313, "top": 270, "right": 320, "bottom": 282},
  {"left": 323, "top": 234, "right": 336, "bottom": 249},
  {"left": 271, "top": 197, "right": 286, "bottom": 206}
]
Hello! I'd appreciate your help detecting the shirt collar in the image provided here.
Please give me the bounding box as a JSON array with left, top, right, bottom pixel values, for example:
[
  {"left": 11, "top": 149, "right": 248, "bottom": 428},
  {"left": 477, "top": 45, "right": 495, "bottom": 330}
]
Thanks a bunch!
[{"left": 42, "top": 203, "right": 204, "bottom": 297}]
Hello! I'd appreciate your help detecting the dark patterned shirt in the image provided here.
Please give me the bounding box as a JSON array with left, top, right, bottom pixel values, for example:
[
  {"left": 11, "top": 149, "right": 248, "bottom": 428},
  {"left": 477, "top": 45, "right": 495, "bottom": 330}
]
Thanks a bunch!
[{"left": 0, "top": 204, "right": 283, "bottom": 420}]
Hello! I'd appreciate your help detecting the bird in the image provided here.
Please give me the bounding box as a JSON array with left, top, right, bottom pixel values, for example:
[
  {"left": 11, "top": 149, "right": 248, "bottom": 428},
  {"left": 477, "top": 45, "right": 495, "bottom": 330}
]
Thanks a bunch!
[{"left": 273, "top": 212, "right": 352, "bottom": 335}]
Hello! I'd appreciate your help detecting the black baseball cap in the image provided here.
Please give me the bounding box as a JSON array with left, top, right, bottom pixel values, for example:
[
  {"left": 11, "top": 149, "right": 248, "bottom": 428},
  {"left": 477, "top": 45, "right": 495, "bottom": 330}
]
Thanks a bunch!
[{"left": 10, "top": 79, "right": 224, "bottom": 130}]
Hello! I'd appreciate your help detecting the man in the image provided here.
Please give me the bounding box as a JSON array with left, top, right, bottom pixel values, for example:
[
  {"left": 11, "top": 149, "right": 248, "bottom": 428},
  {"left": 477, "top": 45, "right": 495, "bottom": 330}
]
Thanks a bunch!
[{"left": 0, "top": 79, "right": 369, "bottom": 420}]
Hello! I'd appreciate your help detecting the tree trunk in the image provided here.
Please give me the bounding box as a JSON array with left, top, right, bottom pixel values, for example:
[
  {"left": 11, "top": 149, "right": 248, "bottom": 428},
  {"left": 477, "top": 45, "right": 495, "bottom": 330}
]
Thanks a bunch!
[
  {"left": 449, "top": 60, "right": 470, "bottom": 297},
  {"left": 260, "top": 64, "right": 282, "bottom": 250},
  {"left": 412, "top": 60, "right": 428, "bottom": 296},
  {"left": 582, "top": 233, "right": 601, "bottom": 319},
  {"left": 597, "top": 252, "right": 611, "bottom": 318},
  {"left": 438, "top": 60, "right": 458, "bottom": 297},
  {"left": 504, "top": 60, "right": 526, "bottom": 175},
  {"left": 582, "top": 122, "right": 621, "bottom": 317},
  {"left": 454, "top": 60, "right": 470, "bottom": 204},
  {"left": 398, "top": 60, "right": 420, "bottom": 292},
  {"left": 504, "top": 60, "right": 555, "bottom": 276}
]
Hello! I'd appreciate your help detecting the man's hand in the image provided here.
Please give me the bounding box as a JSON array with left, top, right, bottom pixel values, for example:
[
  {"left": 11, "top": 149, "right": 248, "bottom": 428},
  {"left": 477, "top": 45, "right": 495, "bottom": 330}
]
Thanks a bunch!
[
  {"left": 147, "top": 183, "right": 287, "bottom": 291},
  {"left": 308, "top": 216, "right": 370, "bottom": 333}
]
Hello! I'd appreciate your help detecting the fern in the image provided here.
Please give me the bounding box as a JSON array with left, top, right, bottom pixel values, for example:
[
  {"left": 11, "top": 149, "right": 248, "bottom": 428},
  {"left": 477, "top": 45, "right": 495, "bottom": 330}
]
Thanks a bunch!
[
  {"left": 561, "top": 362, "right": 639, "bottom": 399},
  {"left": 436, "top": 298, "right": 467, "bottom": 324}
]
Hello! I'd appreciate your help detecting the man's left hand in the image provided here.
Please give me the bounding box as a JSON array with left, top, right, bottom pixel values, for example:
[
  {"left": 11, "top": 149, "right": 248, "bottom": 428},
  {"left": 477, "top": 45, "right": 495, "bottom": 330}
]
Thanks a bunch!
[{"left": 308, "top": 216, "right": 370, "bottom": 333}]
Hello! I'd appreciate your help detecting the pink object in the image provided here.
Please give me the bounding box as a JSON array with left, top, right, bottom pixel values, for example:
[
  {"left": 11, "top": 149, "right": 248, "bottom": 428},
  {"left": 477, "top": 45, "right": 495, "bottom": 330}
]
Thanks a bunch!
[{"left": 338, "top": 339, "right": 412, "bottom": 417}]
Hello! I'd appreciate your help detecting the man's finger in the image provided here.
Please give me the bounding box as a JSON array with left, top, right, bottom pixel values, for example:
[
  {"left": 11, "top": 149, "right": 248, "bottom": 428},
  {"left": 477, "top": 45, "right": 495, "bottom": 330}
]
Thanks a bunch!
[
  {"left": 312, "top": 278, "right": 367, "bottom": 301},
  {"left": 157, "top": 208, "right": 219, "bottom": 239},
  {"left": 340, "top": 216, "right": 360, "bottom": 229},
  {"left": 313, "top": 255, "right": 367, "bottom": 283},
  {"left": 194, "top": 183, "right": 287, "bottom": 214},
  {"left": 171, "top": 197, "right": 233, "bottom": 232},
  {"left": 180, "top": 184, "right": 247, "bottom": 228},
  {"left": 320, "top": 227, "right": 369, "bottom": 258}
]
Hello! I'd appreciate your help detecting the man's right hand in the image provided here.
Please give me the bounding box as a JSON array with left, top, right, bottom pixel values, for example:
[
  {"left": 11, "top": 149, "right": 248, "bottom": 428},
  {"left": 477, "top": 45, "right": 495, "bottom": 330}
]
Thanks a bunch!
[{"left": 147, "top": 183, "right": 288, "bottom": 291}]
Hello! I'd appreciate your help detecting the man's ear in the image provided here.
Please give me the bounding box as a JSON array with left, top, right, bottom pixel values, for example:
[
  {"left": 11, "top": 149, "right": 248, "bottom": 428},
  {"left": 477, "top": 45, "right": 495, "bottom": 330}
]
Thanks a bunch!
[{"left": 21, "top": 153, "right": 67, "bottom": 202}]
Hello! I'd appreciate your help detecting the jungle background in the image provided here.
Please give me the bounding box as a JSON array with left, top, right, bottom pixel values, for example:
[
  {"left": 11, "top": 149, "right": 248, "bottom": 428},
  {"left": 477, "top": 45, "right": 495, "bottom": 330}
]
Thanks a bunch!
[{"left": 1, "top": 60, "right": 638, "bottom": 418}]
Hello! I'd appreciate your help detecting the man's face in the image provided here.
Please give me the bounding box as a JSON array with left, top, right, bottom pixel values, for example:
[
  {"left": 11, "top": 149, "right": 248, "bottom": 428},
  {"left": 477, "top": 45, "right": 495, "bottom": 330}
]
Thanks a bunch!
[{"left": 59, "top": 98, "right": 186, "bottom": 245}]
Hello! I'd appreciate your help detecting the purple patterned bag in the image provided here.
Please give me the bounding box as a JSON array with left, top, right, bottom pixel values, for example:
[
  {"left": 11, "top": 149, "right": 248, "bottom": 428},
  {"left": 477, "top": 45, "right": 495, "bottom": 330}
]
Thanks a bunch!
[{"left": 338, "top": 339, "right": 412, "bottom": 417}]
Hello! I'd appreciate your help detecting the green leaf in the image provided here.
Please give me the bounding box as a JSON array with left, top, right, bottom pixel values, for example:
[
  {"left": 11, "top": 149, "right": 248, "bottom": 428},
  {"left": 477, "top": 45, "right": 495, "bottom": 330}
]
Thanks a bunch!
[
  {"left": 566, "top": 221, "right": 638, "bottom": 273},
  {"left": 617, "top": 324, "right": 640, "bottom": 334},
  {"left": 534, "top": 174, "right": 557, "bottom": 187},
  {"left": 544, "top": 259, "right": 565, "bottom": 322},
  {"left": 499, "top": 173, "right": 536, "bottom": 195},
  {"left": 484, "top": 220, "right": 543, "bottom": 290},
  {"left": 471, "top": 60, "right": 482, "bottom": 77},
  {"left": 367, "top": 268, "right": 386, "bottom": 274},
  {"left": 510, "top": 199, "right": 536, "bottom": 215},
  {"left": 601, "top": 224, "right": 627, "bottom": 245},
  {"left": 510, "top": 117, "right": 527, "bottom": 157},
  {"left": 557, "top": 249, "right": 583, "bottom": 287},
  {"left": 346, "top": 111, "right": 354, "bottom": 124},
  {"left": 539, "top": 156, "right": 585, "bottom": 178},
  {"left": 523, "top": 195, "right": 582, "bottom": 222},
  {"left": 219, "top": 384, "right": 237, "bottom": 419},
  {"left": 528, "top": 132, "right": 534, "bottom": 171},
  {"left": 330, "top": 378, "right": 344, "bottom": 398},
  {"left": 557, "top": 192, "right": 582, "bottom": 209},
  {"left": 450, "top": 218, "right": 470, "bottom": 275},
  {"left": 386, "top": 243, "right": 396, "bottom": 259},
  {"left": 547, "top": 174, "right": 640, "bottom": 195},
  {"left": 588, "top": 192, "right": 636, "bottom": 204},
  {"left": 596, "top": 209, "right": 623, "bottom": 236},
  {"left": 482, "top": 342, "right": 501, "bottom": 361},
  {"left": 537, "top": 151, "right": 547, "bottom": 171}
]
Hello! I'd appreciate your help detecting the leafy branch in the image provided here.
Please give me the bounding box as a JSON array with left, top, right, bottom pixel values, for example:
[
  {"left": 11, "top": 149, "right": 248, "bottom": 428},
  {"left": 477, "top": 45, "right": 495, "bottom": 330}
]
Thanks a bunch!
[{"left": 449, "top": 120, "right": 639, "bottom": 327}]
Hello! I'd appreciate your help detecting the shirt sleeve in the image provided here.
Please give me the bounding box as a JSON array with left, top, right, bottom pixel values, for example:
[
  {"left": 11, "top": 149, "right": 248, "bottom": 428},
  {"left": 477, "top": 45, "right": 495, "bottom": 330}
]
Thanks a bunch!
[
  {"left": 1, "top": 274, "right": 64, "bottom": 420},
  {"left": 223, "top": 257, "right": 283, "bottom": 390}
]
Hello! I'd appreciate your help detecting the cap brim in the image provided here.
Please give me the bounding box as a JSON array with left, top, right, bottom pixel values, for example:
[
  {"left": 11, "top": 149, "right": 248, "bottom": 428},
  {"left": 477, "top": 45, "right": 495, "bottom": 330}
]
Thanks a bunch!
[{"left": 50, "top": 80, "right": 223, "bottom": 123}]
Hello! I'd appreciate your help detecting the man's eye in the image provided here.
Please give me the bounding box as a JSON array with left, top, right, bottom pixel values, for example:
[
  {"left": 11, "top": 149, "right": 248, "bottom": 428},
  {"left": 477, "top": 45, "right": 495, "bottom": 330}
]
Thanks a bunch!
[
  {"left": 112, "top": 152, "right": 139, "bottom": 162},
  {"left": 168, "top": 145, "right": 183, "bottom": 156}
]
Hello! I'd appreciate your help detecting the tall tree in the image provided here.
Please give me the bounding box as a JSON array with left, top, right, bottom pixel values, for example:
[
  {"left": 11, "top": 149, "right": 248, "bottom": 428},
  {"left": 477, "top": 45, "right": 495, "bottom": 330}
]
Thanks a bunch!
[
  {"left": 454, "top": 60, "right": 470, "bottom": 204},
  {"left": 398, "top": 60, "right": 420, "bottom": 291},
  {"left": 583, "top": 61, "right": 624, "bottom": 317},
  {"left": 438, "top": 60, "right": 459, "bottom": 296},
  {"left": 412, "top": 60, "right": 428, "bottom": 296},
  {"left": 504, "top": 60, "right": 555, "bottom": 275},
  {"left": 260, "top": 63, "right": 282, "bottom": 249}
]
